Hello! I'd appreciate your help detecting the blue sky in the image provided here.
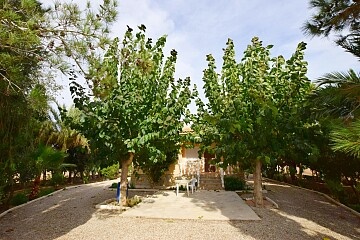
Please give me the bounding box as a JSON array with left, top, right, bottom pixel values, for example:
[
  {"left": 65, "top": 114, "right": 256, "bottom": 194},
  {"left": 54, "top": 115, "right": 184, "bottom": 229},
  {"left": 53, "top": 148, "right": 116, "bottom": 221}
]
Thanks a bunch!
[{"left": 56, "top": 0, "right": 359, "bottom": 107}]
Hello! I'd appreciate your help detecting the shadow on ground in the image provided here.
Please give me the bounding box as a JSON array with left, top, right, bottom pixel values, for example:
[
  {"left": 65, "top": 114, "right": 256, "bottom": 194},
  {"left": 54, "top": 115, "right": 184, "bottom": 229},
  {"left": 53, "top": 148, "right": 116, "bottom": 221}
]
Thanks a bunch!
[
  {"left": 228, "top": 180, "right": 360, "bottom": 240},
  {"left": 0, "top": 181, "right": 129, "bottom": 240},
  {"left": 1, "top": 180, "right": 359, "bottom": 240}
]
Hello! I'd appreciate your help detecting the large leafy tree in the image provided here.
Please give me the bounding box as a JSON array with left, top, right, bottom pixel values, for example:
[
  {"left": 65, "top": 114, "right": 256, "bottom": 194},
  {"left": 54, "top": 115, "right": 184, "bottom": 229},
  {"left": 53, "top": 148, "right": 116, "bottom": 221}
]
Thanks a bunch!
[
  {"left": 71, "top": 26, "right": 194, "bottom": 205},
  {"left": 194, "top": 38, "right": 311, "bottom": 206},
  {"left": 0, "top": 0, "right": 117, "bottom": 204},
  {"left": 303, "top": 0, "right": 360, "bottom": 58},
  {"left": 0, "top": 0, "right": 46, "bottom": 203}
]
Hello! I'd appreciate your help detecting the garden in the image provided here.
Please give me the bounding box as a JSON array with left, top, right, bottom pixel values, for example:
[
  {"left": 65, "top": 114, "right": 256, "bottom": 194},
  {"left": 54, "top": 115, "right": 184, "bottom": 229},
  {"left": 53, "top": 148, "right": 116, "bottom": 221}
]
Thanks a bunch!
[{"left": 0, "top": 0, "right": 359, "bottom": 213}]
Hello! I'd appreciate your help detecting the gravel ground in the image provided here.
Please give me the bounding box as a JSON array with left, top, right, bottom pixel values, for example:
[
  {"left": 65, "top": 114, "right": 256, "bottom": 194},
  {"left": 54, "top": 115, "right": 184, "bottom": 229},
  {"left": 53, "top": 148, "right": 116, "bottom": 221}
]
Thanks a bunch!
[{"left": 0, "top": 179, "right": 359, "bottom": 240}]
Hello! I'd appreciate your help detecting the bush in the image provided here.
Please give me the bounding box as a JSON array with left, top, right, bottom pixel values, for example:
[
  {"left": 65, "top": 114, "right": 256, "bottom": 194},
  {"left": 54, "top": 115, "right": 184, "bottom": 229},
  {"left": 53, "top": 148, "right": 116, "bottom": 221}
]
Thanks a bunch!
[
  {"left": 349, "top": 204, "right": 360, "bottom": 213},
  {"left": 100, "top": 164, "right": 119, "bottom": 180},
  {"left": 39, "top": 187, "right": 55, "bottom": 197},
  {"left": 11, "top": 193, "right": 28, "bottom": 206},
  {"left": 50, "top": 173, "right": 65, "bottom": 186},
  {"left": 126, "top": 195, "right": 142, "bottom": 207},
  {"left": 325, "top": 179, "right": 345, "bottom": 202},
  {"left": 224, "top": 176, "right": 246, "bottom": 191}
]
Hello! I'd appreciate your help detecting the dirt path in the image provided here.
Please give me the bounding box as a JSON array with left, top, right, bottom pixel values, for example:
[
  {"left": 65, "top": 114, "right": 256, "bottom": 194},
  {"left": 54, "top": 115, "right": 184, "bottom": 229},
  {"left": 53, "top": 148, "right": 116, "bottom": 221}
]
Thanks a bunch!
[{"left": 0, "top": 179, "right": 359, "bottom": 240}]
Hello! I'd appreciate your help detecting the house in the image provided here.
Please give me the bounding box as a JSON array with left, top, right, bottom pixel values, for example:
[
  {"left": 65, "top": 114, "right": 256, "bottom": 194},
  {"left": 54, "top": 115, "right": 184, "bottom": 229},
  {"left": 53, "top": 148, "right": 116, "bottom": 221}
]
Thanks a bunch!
[{"left": 130, "top": 126, "right": 235, "bottom": 189}]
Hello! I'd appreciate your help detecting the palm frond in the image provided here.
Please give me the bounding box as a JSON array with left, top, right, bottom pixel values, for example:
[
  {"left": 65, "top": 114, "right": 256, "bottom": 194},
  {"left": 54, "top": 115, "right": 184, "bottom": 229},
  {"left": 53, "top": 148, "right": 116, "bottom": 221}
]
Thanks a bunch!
[
  {"left": 314, "top": 69, "right": 360, "bottom": 118},
  {"left": 331, "top": 120, "right": 360, "bottom": 158}
]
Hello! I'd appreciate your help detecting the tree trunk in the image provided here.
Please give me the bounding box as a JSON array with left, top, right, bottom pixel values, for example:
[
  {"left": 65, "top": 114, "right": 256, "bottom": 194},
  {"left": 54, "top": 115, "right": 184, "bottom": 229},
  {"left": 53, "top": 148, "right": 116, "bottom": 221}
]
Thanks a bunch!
[
  {"left": 68, "top": 170, "right": 72, "bottom": 183},
  {"left": 346, "top": 176, "right": 360, "bottom": 202},
  {"left": 28, "top": 175, "right": 41, "bottom": 200},
  {"left": 120, "top": 152, "right": 134, "bottom": 206},
  {"left": 253, "top": 158, "right": 263, "bottom": 207},
  {"left": 42, "top": 170, "right": 47, "bottom": 181},
  {"left": 80, "top": 171, "right": 84, "bottom": 182}
]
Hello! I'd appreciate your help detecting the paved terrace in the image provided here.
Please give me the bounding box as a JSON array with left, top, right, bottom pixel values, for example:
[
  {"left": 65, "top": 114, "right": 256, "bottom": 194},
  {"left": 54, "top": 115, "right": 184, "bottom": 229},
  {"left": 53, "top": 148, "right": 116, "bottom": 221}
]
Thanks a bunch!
[{"left": 0, "top": 179, "right": 359, "bottom": 240}]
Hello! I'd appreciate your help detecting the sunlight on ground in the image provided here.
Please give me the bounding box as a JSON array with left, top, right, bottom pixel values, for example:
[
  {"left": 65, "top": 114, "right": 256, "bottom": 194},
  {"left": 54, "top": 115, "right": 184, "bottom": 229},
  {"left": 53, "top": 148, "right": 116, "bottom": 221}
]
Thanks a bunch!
[
  {"left": 271, "top": 209, "right": 353, "bottom": 240},
  {"left": 42, "top": 198, "right": 75, "bottom": 214},
  {"left": 42, "top": 204, "right": 61, "bottom": 214},
  {"left": 263, "top": 182, "right": 291, "bottom": 188},
  {"left": 313, "top": 199, "right": 337, "bottom": 208}
]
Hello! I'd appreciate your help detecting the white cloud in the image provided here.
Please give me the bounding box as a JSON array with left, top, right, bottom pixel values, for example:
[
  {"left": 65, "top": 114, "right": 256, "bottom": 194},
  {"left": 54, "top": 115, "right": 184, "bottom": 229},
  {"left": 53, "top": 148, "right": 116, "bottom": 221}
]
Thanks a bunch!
[{"left": 53, "top": 0, "right": 359, "bottom": 108}]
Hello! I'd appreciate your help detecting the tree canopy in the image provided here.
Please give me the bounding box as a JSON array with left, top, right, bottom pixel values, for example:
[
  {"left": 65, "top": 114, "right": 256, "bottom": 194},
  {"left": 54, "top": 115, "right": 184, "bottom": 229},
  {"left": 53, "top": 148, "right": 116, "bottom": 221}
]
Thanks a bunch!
[
  {"left": 303, "top": 0, "right": 360, "bottom": 58},
  {"left": 194, "top": 37, "right": 311, "bottom": 206},
  {"left": 0, "top": 0, "right": 117, "bottom": 204},
  {"left": 70, "top": 26, "right": 194, "bottom": 205}
]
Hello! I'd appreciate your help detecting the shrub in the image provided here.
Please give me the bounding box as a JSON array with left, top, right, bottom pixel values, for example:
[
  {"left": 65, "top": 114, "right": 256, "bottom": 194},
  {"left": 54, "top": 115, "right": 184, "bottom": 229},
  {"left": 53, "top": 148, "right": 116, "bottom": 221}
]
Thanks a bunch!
[
  {"left": 349, "top": 204, "right": 360, "bottom": 213},
  {"left": 50, "top": 173, "right": 65, "bottom": 186},
  {"left": 224, "top": 175, "right": 246, "bottom": 191},
  {"left": 126, "top": 195, "right": 142, "bottom": 207},
  {"left": 100, "top": 164, "right": 119, "bottom": 180},
  {"left": 39, "top": 187, "right": 55, "bottom": 197},
  {"left": 11, "top": 193, "right": 28, "bottom": 206},
  {"left": 325, "top": 179, "right": 345, "bottom": 202}
]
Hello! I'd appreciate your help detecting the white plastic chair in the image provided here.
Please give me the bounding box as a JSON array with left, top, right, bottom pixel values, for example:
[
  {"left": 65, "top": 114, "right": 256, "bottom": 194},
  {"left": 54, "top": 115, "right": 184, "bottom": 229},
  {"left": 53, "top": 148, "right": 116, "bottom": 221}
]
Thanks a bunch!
[{"left": 188, "top": 178, "right": 197, "bottom": 194}]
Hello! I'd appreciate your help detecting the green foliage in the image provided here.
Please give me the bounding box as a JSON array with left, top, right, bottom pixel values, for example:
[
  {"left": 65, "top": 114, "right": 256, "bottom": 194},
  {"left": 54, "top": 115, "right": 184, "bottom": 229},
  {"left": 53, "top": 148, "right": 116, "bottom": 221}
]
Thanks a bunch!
[
  {"left": 11, "top": 192, "right": 28, "bottom": 206},
  {"left": 314, "top": 69, "right": 360, "bottom": 119},
  {"left": 196, "top": 37, "right": 311, "bottom": 164},
  {"left": 0, "top": 0, "right": 117, "bottom": 205},
  {"left": 138, "top": 149, "right": 178, "bottom": 185},
  {"left": 101, "top": 164, "right": 119, "bottom": 180},
  {"left": 331, "top": 120, "right": 360, "bottom": 158},
  {"left": 194, "top": 37, "right": 311, "bottom": 204},
  {"left": 224, "top": 176, "right": 246, "bottom": 191},
  {"left": 33, "top": 144, "right": 67, "bottom": 175},
  {"left": 38, "top": 187, "right": 55, "bottom": 197},
  {"left": 310, "top": 69, "right": 360, "bottom": 195},
  {"left": 324, "top": 178, "right": 345, "bottom": 201},
  {"left": 126, "top": 195, "right": 142, "bottom": 207},
  {"left": 70, "top": 26, "right": 194, "bottom": 204},
  {"left": 303, "top": 0, "right": 360, "bottom": 58},
  {"left": 50, "top": 172, "right": 65, "bottom": 186},
  {"left": 0, "top": 0, "right": 45, "bottom": 205},
  {"left": 349, "top": 204, "right": 360, "bottom": 213}
]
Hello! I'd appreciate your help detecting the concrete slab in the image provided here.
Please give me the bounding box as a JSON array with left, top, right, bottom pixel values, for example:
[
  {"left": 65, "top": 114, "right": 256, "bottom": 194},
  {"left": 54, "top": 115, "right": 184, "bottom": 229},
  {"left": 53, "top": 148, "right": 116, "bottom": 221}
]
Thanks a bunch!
[{"left": 121, "top": 190, "right": 261, "bottom": 221}]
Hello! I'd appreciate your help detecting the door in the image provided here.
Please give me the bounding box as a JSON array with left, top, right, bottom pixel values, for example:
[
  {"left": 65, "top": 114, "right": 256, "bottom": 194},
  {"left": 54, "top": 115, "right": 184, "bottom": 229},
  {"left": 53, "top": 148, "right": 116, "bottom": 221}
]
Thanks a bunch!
[{"left": 204, "top": 151, "right": 215, "bottom": 172}]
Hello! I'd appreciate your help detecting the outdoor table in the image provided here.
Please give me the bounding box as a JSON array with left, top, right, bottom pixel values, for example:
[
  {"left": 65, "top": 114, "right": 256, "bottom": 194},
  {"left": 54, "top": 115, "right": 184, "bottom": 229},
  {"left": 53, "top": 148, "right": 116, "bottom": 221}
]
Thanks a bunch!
[{"left": 174, "top": 179, "right": 190, "bottom": 196}]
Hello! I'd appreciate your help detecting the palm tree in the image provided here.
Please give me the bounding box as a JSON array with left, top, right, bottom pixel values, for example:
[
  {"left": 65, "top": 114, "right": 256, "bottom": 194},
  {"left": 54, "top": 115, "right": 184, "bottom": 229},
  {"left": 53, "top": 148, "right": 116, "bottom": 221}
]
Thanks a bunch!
[
  {"left": 314, "top": 69, "right": 360, "bottom": 156},
  {"left": 28, "top": 144, "right": 67, "bottom": 200},
  {"left": 37, "top": 104, "right": 89, "bottom": 183},
  {"left": 331, "top": 120, "right": 360, "bottom": 157},
  {"left": 313, "top": 70, "right": 360, "bottom": 200},
  {"left": 314, "top": 69, "right": 360, "bottom": 119}
]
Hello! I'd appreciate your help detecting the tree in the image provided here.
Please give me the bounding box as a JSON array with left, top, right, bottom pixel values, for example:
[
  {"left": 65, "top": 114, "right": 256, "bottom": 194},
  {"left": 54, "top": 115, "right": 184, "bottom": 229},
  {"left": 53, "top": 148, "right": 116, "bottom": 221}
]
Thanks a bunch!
[
  {"left": 312, "top": 70, "right": 360, "bottom": 159},
  {"left": 28, "top": 144, "right": 67, "bottom": 200},
  {"left": 310, "top": 71, "right": 360, "bottom": 198},
  {"left": 313, "top": 70, "right": 360, "bottom": 118},
  {"left": 39, "top": 105, "right": 90, "bottom": 182},
  {"left": 0, "top": 0, "right": 117, "bottom": 205},
  {"left": 194, "top": 37, "right": 311, "bottom": 206},
  {"left": 71, "top": 26, "right": 194, "bottom": 205},
  {"left": 303, "top": 0, "right": 360, "bottom": 58},
  {"left": 303, "top": 0, "right": 360, "bottom": 202}
]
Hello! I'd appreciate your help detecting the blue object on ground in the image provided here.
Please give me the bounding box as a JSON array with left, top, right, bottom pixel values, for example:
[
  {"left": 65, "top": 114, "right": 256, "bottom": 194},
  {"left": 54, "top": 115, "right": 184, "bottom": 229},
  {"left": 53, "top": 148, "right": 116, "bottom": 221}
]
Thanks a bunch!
[{"left": 116, "top": 182, "right": 121, "bottom": 203}]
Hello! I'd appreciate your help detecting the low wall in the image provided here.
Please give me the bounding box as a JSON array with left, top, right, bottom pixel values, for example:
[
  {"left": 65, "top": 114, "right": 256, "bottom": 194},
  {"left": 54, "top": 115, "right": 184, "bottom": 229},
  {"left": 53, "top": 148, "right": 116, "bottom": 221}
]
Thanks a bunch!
[{"left": 130, "top": 173, "right": 176, "bottom": 189}]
